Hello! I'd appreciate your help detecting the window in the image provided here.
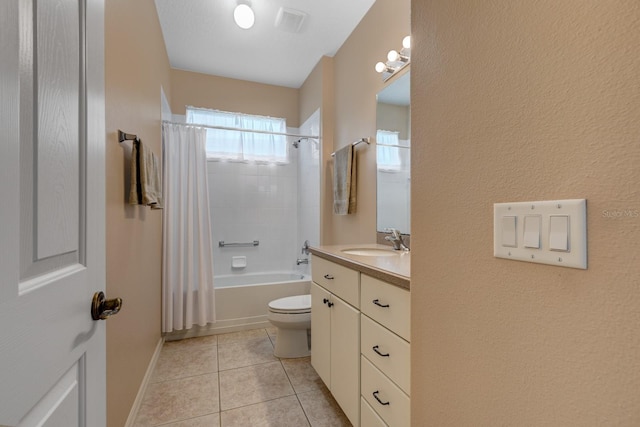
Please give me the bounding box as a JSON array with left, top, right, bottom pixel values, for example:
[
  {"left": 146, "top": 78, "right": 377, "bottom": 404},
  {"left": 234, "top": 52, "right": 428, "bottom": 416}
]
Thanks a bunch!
[
  {"left": 187, "top": 107, "right": 289, "bottom": 164},
  {"left": 376, "top": 129, "right": 402, "bottom": 171}
]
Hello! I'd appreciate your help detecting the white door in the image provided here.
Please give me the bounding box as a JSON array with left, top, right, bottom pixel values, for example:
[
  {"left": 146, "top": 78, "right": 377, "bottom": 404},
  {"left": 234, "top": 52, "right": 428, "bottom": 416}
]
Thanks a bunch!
[{"left": 0, "top": 0, "right": 109, "bottom": 425}]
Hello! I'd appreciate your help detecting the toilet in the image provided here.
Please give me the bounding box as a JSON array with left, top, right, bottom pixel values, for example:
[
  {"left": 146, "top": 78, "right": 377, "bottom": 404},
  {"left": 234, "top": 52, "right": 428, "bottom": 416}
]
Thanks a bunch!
[{"left": 267, "top": 294, "right": 311, "bottom": 358}]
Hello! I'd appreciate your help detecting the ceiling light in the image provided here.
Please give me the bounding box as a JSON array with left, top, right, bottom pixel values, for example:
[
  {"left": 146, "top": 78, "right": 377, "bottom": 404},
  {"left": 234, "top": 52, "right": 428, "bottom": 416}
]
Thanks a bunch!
[{"left": 234, "top": 3, "right": 255, "bottom": 29}]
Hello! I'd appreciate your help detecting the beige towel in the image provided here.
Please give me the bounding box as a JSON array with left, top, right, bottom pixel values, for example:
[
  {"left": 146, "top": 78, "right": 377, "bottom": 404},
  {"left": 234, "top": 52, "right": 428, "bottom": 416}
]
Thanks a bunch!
[
  {"left": 333, "top": 144, "right": 357, "bottom": 215},
  {"left": 129, "top": 141, "right": 163, "bottom": 209}
]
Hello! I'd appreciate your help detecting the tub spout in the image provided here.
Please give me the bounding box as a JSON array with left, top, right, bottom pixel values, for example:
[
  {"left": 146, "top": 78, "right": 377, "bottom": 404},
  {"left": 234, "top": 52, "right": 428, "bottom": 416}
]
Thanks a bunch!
[{"left": 296, "top": 258, "right": 309, "bottom": 265}]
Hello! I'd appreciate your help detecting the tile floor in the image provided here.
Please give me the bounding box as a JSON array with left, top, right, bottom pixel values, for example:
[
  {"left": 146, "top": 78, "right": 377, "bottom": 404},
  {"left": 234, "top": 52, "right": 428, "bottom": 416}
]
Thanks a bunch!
[{"left": 134, "top": 328, "right": 352, "bottom": 426}]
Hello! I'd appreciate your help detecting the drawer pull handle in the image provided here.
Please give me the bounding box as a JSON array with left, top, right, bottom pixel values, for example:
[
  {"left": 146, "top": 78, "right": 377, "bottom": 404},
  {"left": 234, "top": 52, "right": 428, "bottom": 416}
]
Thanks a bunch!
[
  {"left": 324, "top": 274, "right": 334, "bottom": 280},
  {"left": 373, "top": 390, "right": 390, "bottom": 406},
  {"left": 372, "top": 345, "right": 390, "bottom": 357},
  {"left": 323, "top": 298, "right": 329, "bottom": 305},
  {"left": 373, "top": 299, "right": 390, "bottom": 308},
  {"left": 327, "top": 301, "right": 334, "bottom": 307}
]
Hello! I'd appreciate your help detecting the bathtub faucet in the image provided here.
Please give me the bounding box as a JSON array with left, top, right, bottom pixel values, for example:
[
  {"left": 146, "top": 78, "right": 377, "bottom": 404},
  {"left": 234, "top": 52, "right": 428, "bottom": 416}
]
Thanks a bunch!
[{"left": 296, "top": 258, "right": 309, "bottom": 265}]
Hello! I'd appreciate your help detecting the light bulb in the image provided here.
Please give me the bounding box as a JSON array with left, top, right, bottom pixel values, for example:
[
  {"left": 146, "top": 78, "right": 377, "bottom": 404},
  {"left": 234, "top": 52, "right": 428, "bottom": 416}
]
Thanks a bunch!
[
  {"left": 402, "top": 35, "right": 411, "bottom": 49},
  {"left": 375, "top": 62, "right": 386, "bottom": 73},
  {"left": 234, "top": 4, "right": 255, "bottom": 29},
  {"left": 387, "top": 50, "right": 399, "bottom": 62}
]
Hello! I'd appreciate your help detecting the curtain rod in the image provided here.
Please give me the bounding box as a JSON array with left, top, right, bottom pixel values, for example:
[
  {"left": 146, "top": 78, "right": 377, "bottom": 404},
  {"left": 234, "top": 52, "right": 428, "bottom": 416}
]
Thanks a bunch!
[{"left": 161, "top": 120, "right": 320, "bottom": 140}]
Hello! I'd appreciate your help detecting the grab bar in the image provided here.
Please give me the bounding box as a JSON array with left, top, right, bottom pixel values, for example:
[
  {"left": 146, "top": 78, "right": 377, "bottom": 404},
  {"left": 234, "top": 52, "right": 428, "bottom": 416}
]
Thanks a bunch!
[{"left": 219, "top": 240, "right": 259, "bottom": 247}]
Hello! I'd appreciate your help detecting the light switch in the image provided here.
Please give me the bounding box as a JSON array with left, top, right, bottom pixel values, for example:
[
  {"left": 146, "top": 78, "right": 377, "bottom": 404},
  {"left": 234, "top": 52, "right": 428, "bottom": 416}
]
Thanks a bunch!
[
  {"left": 493, "top": 199, "right": 586, "bottom": 269},
  {"left": 501, "top": 216, "right": 517, "bottom": 247},
  {"left": 549, "top": 215, "right": 569, "bottom": 251},
  {"left": 523, "top": 215, "right": 541, "bottom": 249}
]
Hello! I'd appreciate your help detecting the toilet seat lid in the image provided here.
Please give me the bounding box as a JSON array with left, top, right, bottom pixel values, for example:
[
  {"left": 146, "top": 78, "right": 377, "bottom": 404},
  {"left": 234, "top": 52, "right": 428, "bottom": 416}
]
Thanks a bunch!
[{"left": 268, "top": 294, "right": 311, "bottom": 313}]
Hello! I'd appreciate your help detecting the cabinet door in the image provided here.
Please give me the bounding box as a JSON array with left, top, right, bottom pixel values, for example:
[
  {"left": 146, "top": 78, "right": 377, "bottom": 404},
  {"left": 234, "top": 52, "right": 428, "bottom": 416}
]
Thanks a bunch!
[
  {"left": 331, "top": 296, "right": 360, "bottom": 427},
  {"left": 311, "top": 282, "right": 331, "bottom": 388}
]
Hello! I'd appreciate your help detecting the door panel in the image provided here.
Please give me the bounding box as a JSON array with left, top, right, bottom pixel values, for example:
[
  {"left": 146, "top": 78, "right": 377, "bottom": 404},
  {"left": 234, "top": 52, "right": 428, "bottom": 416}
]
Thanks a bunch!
[
  {"left": 330, "top": 296, "right": 360, "bottom": 426},
  {"left": 36, "top": 0, "right": 81, "bottom": 259},
  {"left": 17, "top": 359, "right": 84, "bottom": 427},
  {"left": 0, "top": 0, "right": 106, "bottom": 424}
]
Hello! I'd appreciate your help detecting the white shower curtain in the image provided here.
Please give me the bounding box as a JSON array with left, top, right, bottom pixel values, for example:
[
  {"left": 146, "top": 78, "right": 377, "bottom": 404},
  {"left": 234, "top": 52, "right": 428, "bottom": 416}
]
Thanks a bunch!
[{"left": 162, "top": 122, "right": 215, "bottom": 333}]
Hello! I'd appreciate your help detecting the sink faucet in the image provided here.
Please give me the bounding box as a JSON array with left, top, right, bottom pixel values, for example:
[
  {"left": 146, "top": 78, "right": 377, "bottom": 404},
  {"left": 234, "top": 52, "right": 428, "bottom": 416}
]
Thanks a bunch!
[{"left": 385, "top": 228, "right": 409, "bottom": 251}]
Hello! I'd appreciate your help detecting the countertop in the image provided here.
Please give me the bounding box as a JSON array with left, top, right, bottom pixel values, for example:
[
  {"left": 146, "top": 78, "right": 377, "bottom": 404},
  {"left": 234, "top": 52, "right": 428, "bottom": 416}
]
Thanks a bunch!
[{"left": 309, "top": 244, "right": 410, "bottom": 290}]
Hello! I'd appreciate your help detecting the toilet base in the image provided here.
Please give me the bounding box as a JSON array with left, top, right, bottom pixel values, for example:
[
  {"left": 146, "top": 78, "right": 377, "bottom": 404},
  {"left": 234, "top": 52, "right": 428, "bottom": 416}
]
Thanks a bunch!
[{"left": 273, "top": 328, "right": 310, "bottom": 358}]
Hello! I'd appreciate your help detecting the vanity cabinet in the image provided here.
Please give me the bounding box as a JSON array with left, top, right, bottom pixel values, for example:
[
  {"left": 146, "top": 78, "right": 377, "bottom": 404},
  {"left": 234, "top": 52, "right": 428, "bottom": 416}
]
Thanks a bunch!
[
  {"left": 311, "top": 252, "right": 410, "bottom": 427},
  {"left": 360, "top": 274, "right": 411, "bottom": 427},
  {"left": 311, "top": 256, "right": 360, "bottom": 426}
]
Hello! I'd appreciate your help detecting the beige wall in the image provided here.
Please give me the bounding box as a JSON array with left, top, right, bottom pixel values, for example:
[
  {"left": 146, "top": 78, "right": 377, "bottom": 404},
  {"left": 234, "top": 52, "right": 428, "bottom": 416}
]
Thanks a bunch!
[
  {"left": 171, "top": 69, "right": 300, "bottom": 127},
  {"left": 411, "top": 1, "right": 640, "bottom": 425},
  {"left": 105, "top": 0, "right": 170, "bottom": 426},
  {"left": 299, "top": 58, "right": 324, "bottom": 126},
  {"left": 377, "top": 103, "right": 410, "bottom": 140},
  {"left": 327, "top": 0, "right": 411, "bottom": 244}
]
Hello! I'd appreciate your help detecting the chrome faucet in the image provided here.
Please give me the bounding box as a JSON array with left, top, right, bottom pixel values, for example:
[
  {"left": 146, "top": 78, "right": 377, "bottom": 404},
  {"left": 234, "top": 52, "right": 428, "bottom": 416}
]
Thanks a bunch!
[
  {"left": 301, "top": 240, "right": 310, "bottom": 255},
  {"left": 297, "top": 258, "right": 309, "bottom": 265},
  {"left": 385, "top": 228, "right": 409, "bottom": 251}
]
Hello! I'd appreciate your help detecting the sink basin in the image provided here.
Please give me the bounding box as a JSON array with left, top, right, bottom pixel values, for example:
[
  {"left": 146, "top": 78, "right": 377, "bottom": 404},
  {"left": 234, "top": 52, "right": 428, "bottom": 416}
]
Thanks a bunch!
[{"left": 341, "top": 248, "right": 399, "bottom": 257}]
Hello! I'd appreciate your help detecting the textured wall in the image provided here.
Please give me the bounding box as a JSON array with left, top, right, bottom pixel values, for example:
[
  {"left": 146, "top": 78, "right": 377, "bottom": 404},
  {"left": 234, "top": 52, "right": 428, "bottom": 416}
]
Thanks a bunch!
[
  {"left": 104, "top": 0, "right": 170, "bottom": 425},
  {"left": 411, "top": 1, "right": 640, "bottom": 425}
]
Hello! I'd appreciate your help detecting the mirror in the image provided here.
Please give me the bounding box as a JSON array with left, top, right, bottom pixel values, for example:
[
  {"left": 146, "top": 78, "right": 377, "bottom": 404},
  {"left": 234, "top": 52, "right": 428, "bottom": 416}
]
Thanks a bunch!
[{"left": 376, "top": 71, "right": 410, "bottom": 234}]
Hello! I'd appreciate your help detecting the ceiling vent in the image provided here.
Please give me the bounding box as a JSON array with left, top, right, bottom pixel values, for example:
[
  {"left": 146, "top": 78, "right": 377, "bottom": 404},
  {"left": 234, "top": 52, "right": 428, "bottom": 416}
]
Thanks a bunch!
[{"left": 275, "top": 7, "right": 307, "bottom": 33}]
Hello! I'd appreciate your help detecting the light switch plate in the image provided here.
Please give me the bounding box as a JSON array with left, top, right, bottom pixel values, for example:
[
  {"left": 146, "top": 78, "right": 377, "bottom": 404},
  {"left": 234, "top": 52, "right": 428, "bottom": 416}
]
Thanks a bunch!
[{"left": 493, "top": 199, "right": 587, "bottom": 269}]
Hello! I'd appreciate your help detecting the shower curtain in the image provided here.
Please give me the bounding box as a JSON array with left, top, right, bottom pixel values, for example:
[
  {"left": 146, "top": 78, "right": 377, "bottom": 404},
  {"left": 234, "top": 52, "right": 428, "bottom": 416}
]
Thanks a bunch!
[{"left": 162, "top": 122, "right": 215, "bottom": 333}]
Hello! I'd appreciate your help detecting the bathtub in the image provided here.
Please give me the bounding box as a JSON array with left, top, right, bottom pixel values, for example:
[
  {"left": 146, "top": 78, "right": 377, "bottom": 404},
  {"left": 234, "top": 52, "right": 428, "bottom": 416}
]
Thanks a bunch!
[
  {"left": 164, "top": 271, "right": 311, "bottom": 341},
  {"left": 215, "top": 272, "right": 308, "bottom": 288},
  {"left": 209, "top": 271, "right": 311, "bottom": 334}
]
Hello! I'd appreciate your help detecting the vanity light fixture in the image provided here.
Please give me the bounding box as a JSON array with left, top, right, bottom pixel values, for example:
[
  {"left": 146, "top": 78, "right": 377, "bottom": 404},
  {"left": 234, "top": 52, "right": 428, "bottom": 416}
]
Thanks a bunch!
[
  {"left": 375, "top": 35, "right": 411, "bottom": 81},
  {"left": 387, "top": 50, "right": 409, "bottom": 63},
  {"left": 375, "top": 62, "right": 395, "bottom": 74},
  {"left": 234, "top": 2, "right": 255, "bottom": 29},
  {"left": 402, "top": 35, "right": 411, "bottom": 49}
]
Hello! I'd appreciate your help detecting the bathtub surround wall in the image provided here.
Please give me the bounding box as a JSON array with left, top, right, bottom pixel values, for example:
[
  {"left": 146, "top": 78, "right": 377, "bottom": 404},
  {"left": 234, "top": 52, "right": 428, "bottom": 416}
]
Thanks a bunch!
[
  {"left": 296, "top": 109, "right": 322, "bottom": 274},
  {"left": 206, "top": 136, "right": 300, "bottom": 277},
  {"left": 105, "top": 0, "right": 169, "bottom": 426},
  {"left": 412, "top": 1, "right": 640, "bottom": 425},
  {"left": 299, "top": 56, "right": 336, "bottom": 245}
]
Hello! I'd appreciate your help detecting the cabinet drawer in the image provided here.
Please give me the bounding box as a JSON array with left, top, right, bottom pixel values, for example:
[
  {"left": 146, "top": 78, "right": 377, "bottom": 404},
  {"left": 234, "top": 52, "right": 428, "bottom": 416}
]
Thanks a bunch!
[
  {"left": 361, "top": 314, "right": 410, "bottom": 395},
  {"left": 361, "top": 275, "right": 410, "bottom": 341},
  {"left": 311, "top": 255, "right": 360, "bottom": 308},
  {"left": 361, "top": 357, "right": 410, "bottom": 427},
  {"left": 361, "top": 397, "right": 388, "bottom": 427}
]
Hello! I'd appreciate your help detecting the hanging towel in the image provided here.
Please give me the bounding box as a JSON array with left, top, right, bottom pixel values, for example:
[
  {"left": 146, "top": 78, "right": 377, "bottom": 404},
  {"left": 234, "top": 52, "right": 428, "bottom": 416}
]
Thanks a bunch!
[
  {"left": 333, "top": 144, "right": 357, "bottom": 215},
  {"left": 129, "top": 141, "right": 163, "bottom": 209}
]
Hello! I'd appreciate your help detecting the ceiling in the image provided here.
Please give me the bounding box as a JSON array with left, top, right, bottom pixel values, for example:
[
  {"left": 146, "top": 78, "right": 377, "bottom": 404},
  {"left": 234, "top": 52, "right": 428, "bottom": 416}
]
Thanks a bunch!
[{"left": 154, "top": 0, "right": 377, "bottom": 89}]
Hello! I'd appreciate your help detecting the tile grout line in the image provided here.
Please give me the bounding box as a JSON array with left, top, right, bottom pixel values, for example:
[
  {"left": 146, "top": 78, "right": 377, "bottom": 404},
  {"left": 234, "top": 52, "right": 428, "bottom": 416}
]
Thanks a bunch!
[{"left": 278, "top": 354, "right": 313, "bottom": 427}]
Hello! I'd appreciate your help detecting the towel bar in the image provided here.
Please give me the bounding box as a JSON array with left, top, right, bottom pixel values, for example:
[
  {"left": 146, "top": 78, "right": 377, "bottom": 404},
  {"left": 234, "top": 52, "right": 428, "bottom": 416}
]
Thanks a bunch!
[
  {"left": 219, "top": 240, "right": 259, "bottom": 247},
  {"left": 118, "top": 129, "right": 140, "bottom": 143},
  {"left": 331, "top": 137, "right": 370, "bottom": 157}
]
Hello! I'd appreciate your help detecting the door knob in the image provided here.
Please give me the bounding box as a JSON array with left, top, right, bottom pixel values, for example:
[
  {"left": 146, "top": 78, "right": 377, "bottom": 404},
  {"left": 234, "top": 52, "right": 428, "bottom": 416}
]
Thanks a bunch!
[{"left": 91, "top": 291, "right": 122, "bottom": 320}]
